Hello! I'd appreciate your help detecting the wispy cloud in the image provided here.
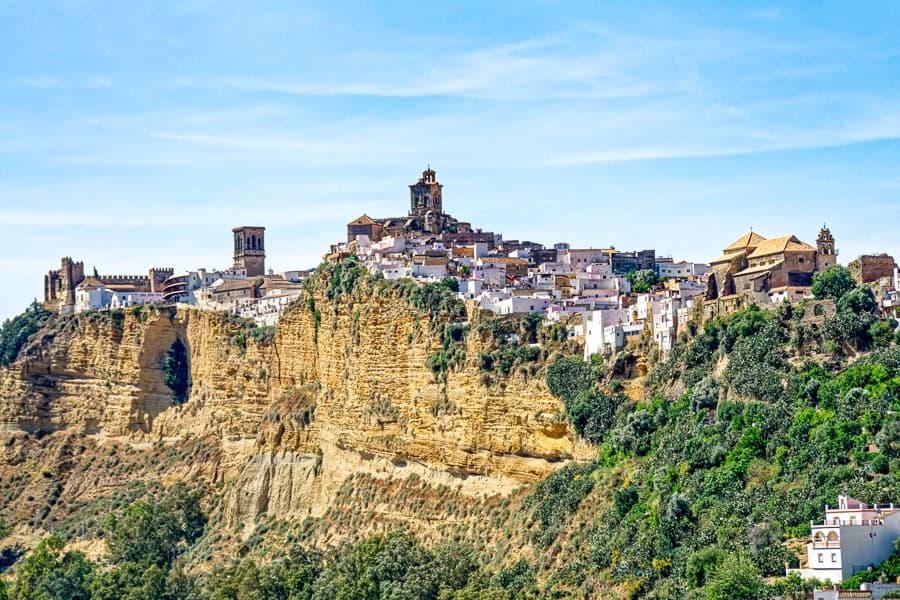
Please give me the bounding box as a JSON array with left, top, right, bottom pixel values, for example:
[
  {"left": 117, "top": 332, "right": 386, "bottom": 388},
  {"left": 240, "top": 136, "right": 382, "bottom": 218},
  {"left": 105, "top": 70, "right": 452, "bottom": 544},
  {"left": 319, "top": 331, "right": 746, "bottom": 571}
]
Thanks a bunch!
[{"left": 7, "top": 76, "right": 61, "bottom": 89}]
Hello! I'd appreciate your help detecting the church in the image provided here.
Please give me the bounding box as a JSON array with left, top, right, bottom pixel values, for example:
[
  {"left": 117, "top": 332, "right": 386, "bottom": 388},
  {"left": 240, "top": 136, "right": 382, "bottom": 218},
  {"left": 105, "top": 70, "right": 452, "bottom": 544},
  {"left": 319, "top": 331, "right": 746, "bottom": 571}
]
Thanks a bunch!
[
  {"left": 346, "top": 168, "right": 482, "bottom": 243},
  {"left": 706, "top": 226, "right": 837, "bottom": 302}
]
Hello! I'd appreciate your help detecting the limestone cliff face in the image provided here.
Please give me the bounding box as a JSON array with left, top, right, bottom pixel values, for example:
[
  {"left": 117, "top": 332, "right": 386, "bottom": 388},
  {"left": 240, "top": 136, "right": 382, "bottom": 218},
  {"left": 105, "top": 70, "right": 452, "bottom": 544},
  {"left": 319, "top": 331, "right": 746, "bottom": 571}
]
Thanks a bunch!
[{"left": 0, "top": 281, "right": 590, "bottom": 533}]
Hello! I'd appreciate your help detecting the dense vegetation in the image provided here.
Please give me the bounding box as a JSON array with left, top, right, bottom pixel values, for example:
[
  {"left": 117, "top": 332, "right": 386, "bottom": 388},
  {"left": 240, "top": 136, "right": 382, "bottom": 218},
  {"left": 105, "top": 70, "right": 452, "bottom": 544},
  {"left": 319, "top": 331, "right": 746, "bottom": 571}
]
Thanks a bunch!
[
  {"left": 3, "top": 485, "right": 205, "bottom": 600},
  {"left": 0, "top": 302, "right": 52, "bottom": 366},
  {"left": 1, "top": 485, "right": 538, "bottom": 600},
  {"left": 534, "top": 280, "right": 900, "bottom": 598}
]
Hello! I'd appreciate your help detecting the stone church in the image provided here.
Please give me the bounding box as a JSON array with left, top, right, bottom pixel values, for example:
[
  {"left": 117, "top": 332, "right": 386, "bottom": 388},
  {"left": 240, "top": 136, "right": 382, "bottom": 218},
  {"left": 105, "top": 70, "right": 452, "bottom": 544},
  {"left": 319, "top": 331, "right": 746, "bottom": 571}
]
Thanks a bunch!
[
  {"left": 706, "top": 226, "right": 837, "bottom": 301},
  {"left": 346, "top": 168, "right": 475, "bottom": 243}
]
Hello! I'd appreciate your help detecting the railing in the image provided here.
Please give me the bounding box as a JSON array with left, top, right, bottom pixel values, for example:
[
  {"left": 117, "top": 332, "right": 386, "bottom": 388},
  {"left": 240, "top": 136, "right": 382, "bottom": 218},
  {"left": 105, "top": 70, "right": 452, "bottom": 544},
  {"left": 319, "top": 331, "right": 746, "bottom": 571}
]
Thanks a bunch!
[
  {"left": 814, "top": 518, "right": 884, "bottom": 527},
  {"left": 812, "top": 542, "right": 841, "bottom": 549}
]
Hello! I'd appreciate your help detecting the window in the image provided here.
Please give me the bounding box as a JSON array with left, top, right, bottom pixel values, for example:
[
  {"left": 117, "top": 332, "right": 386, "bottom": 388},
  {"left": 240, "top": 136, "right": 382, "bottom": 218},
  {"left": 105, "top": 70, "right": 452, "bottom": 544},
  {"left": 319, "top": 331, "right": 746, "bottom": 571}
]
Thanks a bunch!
[
  {"left": 818, "top": 554, "right": 824, "bottom": 563},
  {"left": 799, "top": 257, "right": 804, "bottom": 264},
  {"left": 831, "top": 553, "right": 836, "bottom": 562}
]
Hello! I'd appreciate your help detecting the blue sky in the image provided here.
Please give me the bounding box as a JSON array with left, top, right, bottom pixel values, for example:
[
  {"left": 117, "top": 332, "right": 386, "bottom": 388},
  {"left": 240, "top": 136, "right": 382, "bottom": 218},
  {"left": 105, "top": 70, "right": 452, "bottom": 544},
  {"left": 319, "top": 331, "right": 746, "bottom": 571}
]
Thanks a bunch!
[{"left": 1, "top": 1, "right": 899, "bottom": 320}]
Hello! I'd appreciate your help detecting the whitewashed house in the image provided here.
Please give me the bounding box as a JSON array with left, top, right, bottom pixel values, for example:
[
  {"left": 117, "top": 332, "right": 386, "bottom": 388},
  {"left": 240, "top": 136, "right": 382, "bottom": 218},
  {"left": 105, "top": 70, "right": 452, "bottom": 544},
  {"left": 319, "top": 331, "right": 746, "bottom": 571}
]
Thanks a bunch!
[
  {"left": 583, "top": 308, "right": 627, "bottom": 359},
  {"left": 792, "top": 495, "right": 900, "bottom": 583}
]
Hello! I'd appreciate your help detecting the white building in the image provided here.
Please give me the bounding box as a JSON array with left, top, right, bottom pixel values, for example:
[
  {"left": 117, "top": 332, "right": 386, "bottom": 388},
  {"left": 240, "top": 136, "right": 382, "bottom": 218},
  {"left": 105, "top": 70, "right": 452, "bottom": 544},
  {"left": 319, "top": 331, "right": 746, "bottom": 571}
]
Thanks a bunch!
[
  {"left": 652, "top": 296, "right": 681, "bottom": 351},
  {"left": 458, "top": 279, "right": 483, "bottom": 299},
  {"left": 657, "top": 260, "right": 710, "bottom": 279},
  {"left": 374, "top": 260, "right": 413, "bottom": 280},
  {"left": 792, "top": 495, "right": 900, "bottom": 583},
  {"left": 495, "top": 294, "right": 552, "bottom": 315},
  {"left": 603, "top": 322, "right": 644, "bottom": 353},
  {"left": 558, "top": 248, "right": 611, "bottom": 273},
  {"left": 472, "top": 263, "right": 506, "bottom": 288},
  {"left": 769, "top": 286, "right": 812, "bottom": 304},
  {"left": 583, "top": 308, "right": 627, "bottom": 359},
  {"left": 74, "top": 282, "right": 113, "bottom": 313},
  {"left": 109, "top": 291, "right": 164, "bottom": 309},
  {"left": 814, "top": 582, "right": 900, "bottom": 600}
]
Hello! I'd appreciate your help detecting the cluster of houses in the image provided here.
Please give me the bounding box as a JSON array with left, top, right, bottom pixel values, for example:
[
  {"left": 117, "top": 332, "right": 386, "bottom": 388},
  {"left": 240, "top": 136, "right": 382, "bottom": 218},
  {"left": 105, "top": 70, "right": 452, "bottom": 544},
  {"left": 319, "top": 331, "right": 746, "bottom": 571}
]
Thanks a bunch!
[
  {"left": 332, "top": 169, "right": 900, "bottom": 359},
  {"left": 43, "top": 168, "right": 900, "bottom": 353},
  {"left": 43, "top": 226, "right": 311, "bottom": 326}
]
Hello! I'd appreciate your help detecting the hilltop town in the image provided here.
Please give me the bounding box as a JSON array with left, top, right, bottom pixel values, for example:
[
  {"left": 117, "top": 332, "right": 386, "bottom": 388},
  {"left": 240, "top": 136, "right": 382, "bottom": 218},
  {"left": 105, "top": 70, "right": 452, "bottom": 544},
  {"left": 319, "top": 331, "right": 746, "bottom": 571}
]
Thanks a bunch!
[
  {"left": 0, "top": 167, "right": 895, "bottom": 598},
  {"left": 41, "top": 167, "right": 900, "bottom": 360}
]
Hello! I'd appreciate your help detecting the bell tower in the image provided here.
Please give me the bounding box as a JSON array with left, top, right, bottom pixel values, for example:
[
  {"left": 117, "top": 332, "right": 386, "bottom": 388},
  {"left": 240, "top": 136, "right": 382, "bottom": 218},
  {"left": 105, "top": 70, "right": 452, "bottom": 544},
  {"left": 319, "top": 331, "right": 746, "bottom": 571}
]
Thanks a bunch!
[
  {"left": 409, "top": 167, "right": 443, "bottom": 217},
  {"left": 816, "top": 225, "right": 836, "bottom": 270},
  {"left": 232, "top": 226, "right": 266, "bottom": 277}
]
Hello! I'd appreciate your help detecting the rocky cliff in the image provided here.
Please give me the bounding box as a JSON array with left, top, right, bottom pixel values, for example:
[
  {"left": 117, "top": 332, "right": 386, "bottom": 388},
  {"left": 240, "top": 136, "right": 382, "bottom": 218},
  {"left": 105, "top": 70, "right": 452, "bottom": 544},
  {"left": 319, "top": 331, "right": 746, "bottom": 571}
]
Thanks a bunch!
[{"left": 0, "top": 276, "right": 589, "bottom": 539}]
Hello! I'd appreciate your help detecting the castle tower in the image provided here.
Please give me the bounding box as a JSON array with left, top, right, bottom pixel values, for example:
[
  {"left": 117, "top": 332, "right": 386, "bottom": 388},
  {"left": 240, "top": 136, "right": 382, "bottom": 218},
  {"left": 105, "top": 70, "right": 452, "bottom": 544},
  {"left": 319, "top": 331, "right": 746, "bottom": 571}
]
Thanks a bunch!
[
  {"left": 816, "top": 226, "right": 836, "bottom": 270},
  {"left": 232, "top": 226, "right": 266, "bottom": 277},
  {"left": 409, "top": 167, "right": 443, "bottom": 217}
]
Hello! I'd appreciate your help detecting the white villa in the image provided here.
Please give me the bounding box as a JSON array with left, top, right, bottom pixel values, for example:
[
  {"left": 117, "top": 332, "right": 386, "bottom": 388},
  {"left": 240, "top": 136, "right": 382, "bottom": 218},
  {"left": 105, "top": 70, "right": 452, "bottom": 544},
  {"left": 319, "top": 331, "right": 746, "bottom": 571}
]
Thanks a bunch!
[{"left": 793, "top": 495, "right": 900, "bottom": 583}]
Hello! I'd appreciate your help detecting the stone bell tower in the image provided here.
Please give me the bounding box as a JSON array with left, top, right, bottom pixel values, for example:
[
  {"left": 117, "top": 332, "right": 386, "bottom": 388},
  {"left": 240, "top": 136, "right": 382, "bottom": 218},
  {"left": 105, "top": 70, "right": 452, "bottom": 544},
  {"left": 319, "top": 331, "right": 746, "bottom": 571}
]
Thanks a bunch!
[
  {"left": 409, "top": 167, "right": 443, "bottom": 217},
  {"left": 232, "top": 226, "right": 266, "bottom": 277},
  {"left": 816, "top": 225, "right": 836, "bottom": 270}
]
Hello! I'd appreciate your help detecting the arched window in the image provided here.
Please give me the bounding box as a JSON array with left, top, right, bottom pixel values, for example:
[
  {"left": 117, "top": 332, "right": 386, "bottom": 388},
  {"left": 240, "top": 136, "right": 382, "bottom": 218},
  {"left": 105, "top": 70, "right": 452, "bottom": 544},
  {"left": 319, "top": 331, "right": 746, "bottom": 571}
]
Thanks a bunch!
[
  {"left": 827, "top": 531, "right": 839, "bottom": 543},
  {"left": 813, "top": 532, "right": 825, "bottom": 542}
]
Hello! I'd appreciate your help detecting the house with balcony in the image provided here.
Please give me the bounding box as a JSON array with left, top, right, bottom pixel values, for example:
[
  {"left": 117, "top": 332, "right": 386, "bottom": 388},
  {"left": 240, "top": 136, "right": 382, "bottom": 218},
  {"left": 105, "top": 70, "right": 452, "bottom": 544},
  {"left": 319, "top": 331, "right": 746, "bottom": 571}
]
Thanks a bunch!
[{"left": 792, "top": 495, "right": 900, "bottom": 583}]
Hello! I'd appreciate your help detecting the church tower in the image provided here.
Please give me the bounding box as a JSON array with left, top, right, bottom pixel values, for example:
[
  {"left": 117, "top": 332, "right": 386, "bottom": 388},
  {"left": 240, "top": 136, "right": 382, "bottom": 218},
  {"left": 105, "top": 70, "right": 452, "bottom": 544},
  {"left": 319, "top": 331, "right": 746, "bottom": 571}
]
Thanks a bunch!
[
  {"left": 816, "top": 226, "right": 836, "bottom": 270},
  {"left": 232, "top": 226, "right": 266, "bottom": 277},
  {"left": 409, "top": 167, "right": 443, "bottom": 217}
]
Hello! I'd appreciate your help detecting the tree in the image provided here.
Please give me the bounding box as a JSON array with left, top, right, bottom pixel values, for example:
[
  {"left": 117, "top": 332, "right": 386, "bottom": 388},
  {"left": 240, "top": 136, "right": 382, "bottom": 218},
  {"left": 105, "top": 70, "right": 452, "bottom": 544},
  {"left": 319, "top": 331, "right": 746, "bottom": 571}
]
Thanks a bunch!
[
  {"left": 13, "top": 536, "right": 95, "bottom": 600},
  {"left": 546, "top": 356, "right": 596, "bottom": 406},
  {"left": 519, "top": 312, "right": 543, "bottom": 345},
  {"left": 626, "top": 269, "right": 658, "bottom": 293},
  {"left": 106, "top": 485, "right": 206, "bottom": 570},
  {"left": 686, "top": 548, "right": 724, "bottom": 588},
  {"left": 0, "top": 301, "right": 52, "bottom": 366},
  {"left": 439, "top": 277, "right": 459, "bottom": 293},
  {"left": 703, "top": 553, "right": 762, "bottom": 600},
  {"left": 812, "top": 265, "right": 855, "bottom": 300},
  {"left": 163, "top": 339, "right": 191, "bottom": 404},
  {"left": 870, "top": 319, "right": 897, "bottom": 349},
  {"left": 567, "top": 389, "right": 620, "bottom": 443}
]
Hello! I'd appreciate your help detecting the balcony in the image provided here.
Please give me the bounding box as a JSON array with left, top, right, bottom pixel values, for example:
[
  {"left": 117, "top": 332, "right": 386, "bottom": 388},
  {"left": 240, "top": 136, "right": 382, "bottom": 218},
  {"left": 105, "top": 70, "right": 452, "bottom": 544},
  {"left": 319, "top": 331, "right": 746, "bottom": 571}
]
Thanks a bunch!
[{"left": 812, "top": 541, "right": 841, "bottom": 549}]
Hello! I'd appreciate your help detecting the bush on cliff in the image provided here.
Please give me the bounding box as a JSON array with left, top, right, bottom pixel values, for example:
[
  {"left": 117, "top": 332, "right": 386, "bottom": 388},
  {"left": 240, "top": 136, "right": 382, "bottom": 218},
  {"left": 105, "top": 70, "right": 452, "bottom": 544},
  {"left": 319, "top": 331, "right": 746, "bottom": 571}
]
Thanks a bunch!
[
  {"left": 0, "top": 301, "right": 52, "bottom": 366},
  {"left": 163, "top": 339, "right": 191, "bottom": 404}
]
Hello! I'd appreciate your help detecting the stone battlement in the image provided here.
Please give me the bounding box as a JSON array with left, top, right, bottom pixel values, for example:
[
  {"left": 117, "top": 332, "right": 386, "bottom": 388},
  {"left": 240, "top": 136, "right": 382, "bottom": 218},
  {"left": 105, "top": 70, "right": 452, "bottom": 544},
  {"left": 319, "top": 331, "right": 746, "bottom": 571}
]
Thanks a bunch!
[{"left": 99, "top": 274, "right": 151, "bottom": 282}]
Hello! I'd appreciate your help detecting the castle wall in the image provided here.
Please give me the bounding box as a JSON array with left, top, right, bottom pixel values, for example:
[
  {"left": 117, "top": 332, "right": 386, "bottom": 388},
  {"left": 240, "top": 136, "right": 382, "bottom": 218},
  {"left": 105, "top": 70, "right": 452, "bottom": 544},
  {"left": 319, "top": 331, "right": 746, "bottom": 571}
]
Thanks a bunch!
[{"left": 850, "top": 255, "right": 896, "bottom": 285}]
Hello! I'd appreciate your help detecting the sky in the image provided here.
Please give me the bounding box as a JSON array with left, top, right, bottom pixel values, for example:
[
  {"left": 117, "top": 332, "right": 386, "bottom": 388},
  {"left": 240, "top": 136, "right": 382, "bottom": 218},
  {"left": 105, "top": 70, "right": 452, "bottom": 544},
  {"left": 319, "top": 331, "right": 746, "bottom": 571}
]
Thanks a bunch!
[{"left": 1, "top": 1, "right": 899, "bottom": 321}]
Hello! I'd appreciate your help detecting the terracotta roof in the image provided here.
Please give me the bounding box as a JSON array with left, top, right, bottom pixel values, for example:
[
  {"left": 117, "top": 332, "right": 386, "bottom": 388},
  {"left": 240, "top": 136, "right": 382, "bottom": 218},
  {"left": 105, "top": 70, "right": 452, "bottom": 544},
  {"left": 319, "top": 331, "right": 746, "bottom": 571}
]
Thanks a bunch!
[
  {"left": 481, "top": 257, "right": 528, "bottom": 265},
  {"left": 213, "top": 278, "right": 262, "bottom": 293},
  {"left": 710, "top": 251, "right": 746, "bottom": 265},
  {"left": 347, "top": 214, "right": 377, "bottom": 226},
  {"left": 733, "top": 260, "right": 784, "bottom": 278},
  {"left": 564, "top": 248, "right": 615, "bottom": 254},
  {"left": 724, "top": 231, "right": 766, "bottom": 252},
  {"left": 259, "top": 279, "right": 303, "bottom": 290},
  {"left": 746, "top": 235, "right": 815, "bottom": 259},
  {"left": 76, "top": 277, "right": 104, "bottom": 289}
]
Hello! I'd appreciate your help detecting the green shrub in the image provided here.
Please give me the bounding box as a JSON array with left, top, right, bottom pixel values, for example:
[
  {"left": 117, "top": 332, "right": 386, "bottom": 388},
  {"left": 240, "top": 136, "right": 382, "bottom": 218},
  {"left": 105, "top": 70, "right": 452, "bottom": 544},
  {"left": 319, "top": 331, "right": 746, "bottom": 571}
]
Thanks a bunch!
[
  {"left": 163, "top": 339, "right": 191, "bottom": 404},
  {"left": 0, "top": 301, "right": 52, "bottom": 366},
  {"left": 546, "top": 356, "right": 596, "bottom": 405}
]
